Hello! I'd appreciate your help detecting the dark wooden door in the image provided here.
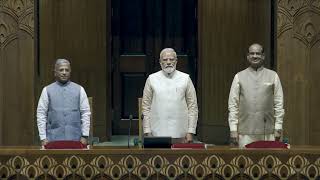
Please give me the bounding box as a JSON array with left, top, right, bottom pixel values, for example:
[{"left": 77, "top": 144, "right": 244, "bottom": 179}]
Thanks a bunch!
[{"left": 112, "top": 0, "right": 197, "bottom": 135}]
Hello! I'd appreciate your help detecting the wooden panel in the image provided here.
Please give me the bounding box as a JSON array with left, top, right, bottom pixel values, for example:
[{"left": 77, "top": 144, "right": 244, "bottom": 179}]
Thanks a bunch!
[
  {"left": 120, "top": 0, "right": 145, "bottom": 54},
  {"left": 0, "top": 0, "right": 35, "bottom": 145},
  {"left": 122, "top": 73, "right": 146, "bottom": 119},
  {"left": 310, "top": 40, "right": 320, "bottom": 145},
  {"left": 198, "top": 0, "right": 272, "bottom": 144},
  {"left": 39, "top": 0, "right": 111, "bottom": 141},
  {"left": 119, "top": 55, "right": 146, "bottom": 72},
  {"left": 277, "top": 0, "right": 320, "bottom": 145}
]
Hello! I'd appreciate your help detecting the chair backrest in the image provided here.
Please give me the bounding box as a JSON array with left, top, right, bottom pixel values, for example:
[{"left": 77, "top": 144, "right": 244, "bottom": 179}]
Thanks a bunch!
[{"left": 138, "top": 98, "right": 143, "bottom": 148}]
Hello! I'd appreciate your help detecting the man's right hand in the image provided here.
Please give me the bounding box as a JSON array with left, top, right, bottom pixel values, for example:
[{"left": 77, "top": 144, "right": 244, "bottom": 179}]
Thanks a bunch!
[
  {"left": 274, "top": 129, "right": 282, "bottom": 141},
  {"left": 41, "top": 139, "right": 48, "bottom": 146},
  {"left": 144, "top": 133, "right": 153, "bottom": 137},
  {"left": 80, "top": 137, "right": 88, "bottom": 145},
  {"left": 230, "top": 131, "right": 238, "bottom": 146}
]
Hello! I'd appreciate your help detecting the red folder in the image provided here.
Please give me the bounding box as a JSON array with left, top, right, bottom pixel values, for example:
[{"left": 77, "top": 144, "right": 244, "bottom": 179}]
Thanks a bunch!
[
  {"left": 245, "top": 141, "right": 288, "bottom": 149},
  {"left": 44, "top": 141, "right": 87, "bottom": 149},
  {"left": 171, "top": 143, "right": 206, "bottom": 149}
]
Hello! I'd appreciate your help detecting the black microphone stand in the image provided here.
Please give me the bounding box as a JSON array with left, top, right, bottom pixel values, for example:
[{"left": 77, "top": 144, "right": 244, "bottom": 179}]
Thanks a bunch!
[
  {"left": 264, "top": 118, "right": 266, "bottom": 141},
  {"left": 128, "top": 115, "right": 133, "bottom": 148}
]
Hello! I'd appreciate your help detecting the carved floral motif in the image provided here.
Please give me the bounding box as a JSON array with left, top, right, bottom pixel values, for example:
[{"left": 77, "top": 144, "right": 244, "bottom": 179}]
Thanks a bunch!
[
  {"left": 0, "top": 154, "right": 318, "bottom": 179},
  {"left": 0, "top": 0, "right": 33, "bottom": 48},
  {"left": 278, "top": 0, "right": 320, "bottom": 47}
]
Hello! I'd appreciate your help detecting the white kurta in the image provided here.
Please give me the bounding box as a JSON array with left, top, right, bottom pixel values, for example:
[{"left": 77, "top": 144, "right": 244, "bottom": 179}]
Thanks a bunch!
[{"left": 142, "top": 70, "right": 198, "bottom": 138}]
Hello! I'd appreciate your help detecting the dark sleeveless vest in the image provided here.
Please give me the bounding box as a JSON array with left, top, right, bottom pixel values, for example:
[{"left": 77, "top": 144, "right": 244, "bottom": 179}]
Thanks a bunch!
[{"left": 46, "top": 81, "right": 81, "bottom": 141}]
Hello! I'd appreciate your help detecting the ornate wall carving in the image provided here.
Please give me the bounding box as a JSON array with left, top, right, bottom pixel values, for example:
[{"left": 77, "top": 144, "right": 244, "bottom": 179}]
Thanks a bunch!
[
  {"left": 0, "top": 0, "right": 35, "bottom": 145},
  {"left": 277, "top": 0, "right": 320, "bottom": 145},
  {"left": 0, "top": 0, "right": 34, "bottom": 48}
]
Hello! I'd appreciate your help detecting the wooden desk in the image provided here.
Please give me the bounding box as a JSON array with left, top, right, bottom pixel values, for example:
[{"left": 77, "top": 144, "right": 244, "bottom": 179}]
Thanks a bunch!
[{"left": 0, "top": 146, "right": 319, "bottom": 179}]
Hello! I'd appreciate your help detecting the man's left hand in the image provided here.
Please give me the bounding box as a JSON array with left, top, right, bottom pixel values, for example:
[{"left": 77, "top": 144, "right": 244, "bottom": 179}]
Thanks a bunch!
[
  {"left": 184, "top": 133, "right": 193, "bottom": 143},
  {"left": 274, "top": 129, "right": 282, "bottom": 141},
  {"left": 80, "top": 137, "right": 88, "bottom": 145}
]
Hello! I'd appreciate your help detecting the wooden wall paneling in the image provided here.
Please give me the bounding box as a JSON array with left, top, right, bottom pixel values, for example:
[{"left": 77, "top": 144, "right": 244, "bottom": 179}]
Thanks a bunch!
[
  {"left": 198, "top": 0, "right": 272, "bottom": 144},
  {"left": 198, "top": 0, "right": 249, "bottom": 144},
  {"left": 39, "top": 0, "right": 110, "bottom": 141},
  {"left": 106, "top": 0, "right": 112, "bottom": 141},
  {"left": 248, "top": 0, "right": 272, "bottom": 68},
  {"left": 0, "top": 3, "right": 3, "bottom": 144},
  {"left": 277, "top": 0, "right": 320, "bottom": 145},
  {"left": 278, "top": 33, "right": 309, "bottom": 144},
  {"left": 0, "top": 0, "right": 35, "bottom": 145},
  {"left": 310, "top": 38, "right": 320, "bottom": 145}
]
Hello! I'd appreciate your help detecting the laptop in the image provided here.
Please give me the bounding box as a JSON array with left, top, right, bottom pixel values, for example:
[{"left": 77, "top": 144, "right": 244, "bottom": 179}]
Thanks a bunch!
[{"left": 143, "top": 136, "right": 172, "bottom": 148}]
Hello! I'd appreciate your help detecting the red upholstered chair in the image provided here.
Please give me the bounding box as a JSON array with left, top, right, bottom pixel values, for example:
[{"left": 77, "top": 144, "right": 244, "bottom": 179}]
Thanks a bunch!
[
  {"left": 245, "top": 141, "right": 289, "bottom": 149},
  {"left": 44, "top": 141, "right": 87, "bottom": 149}
]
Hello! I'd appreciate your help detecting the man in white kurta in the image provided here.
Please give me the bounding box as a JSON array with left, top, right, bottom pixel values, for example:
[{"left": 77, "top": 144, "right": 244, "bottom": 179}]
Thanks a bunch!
[
  {"left": 228, "top": 44, "right": 285, "bottom": 148},
  {"left": 142, "top": 48, "right": 198, "bottom": 143}
]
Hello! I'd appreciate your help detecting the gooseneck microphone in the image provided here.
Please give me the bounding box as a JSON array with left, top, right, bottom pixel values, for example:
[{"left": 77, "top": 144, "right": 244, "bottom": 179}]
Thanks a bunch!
[
  {"left": 128, "top": 115, "right": 133, "bottom": 148},
  {"left": 264, "top": 117, "right": 266, "bottom": 141}
]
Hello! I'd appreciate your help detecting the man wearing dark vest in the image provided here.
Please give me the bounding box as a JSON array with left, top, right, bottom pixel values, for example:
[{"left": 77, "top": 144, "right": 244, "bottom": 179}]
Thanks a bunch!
[
  {"left": 228, "top": 43, "right": 285, "bottom": 148},
  {"left": 37, "top": 59, "right": 91, "bottom": 146}
]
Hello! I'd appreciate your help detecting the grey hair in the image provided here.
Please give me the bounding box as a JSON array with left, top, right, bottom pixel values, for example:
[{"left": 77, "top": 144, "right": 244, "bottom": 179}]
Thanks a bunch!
[
  {"left": 159, "top": 48, "right": 177, "bottom": 60},
  {"left": 55, "top": 58, "right": 70, "bottom": 69},
  {"left": 248, "top": 43, "right": 264, "bottom": 53}
]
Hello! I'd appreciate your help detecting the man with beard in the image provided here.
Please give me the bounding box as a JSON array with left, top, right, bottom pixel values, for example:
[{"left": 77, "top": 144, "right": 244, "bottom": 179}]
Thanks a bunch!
[
  {"left": 228, "top": 43, "right": 285, "bottom": 148},
  {"left": 37, "top": 59, "right": 91, "bottom": 146},
  {"left": 142, "top": 48, "right": 198, "bottom": 143}
]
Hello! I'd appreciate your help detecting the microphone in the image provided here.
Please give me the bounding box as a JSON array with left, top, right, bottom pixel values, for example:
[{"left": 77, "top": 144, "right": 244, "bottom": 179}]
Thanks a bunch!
[
  {"left": 128, "top": 114, "right": 133, "bottom": 148},
  {"left": 263, "top": 117, "right": 266, "bottom": 141}
]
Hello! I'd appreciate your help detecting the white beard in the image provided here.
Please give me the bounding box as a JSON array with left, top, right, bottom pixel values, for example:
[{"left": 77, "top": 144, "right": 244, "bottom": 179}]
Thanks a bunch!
[
  {"left": 161, "top": 64, "right": 176, "bottom": 74},
  {"left": 163, "top": 67, "right": 175, "bottom": 74}
]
